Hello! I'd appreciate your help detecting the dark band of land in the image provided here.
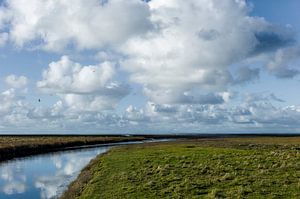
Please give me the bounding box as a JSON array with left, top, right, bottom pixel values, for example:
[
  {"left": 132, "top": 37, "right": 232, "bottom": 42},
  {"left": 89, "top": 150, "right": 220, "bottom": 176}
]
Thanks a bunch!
[
  {"left": 0, "top": 135, "right": 147, "bottom": 162},
  {"left": 1, "top": 133, "right": 300, "bottom": 162}
]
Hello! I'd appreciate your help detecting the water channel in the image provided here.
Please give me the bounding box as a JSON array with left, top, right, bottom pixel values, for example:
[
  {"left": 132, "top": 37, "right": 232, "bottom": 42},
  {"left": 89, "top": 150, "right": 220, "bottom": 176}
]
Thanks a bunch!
[{"left": 0, "top": 139, "right": 169, "bottom": 199}]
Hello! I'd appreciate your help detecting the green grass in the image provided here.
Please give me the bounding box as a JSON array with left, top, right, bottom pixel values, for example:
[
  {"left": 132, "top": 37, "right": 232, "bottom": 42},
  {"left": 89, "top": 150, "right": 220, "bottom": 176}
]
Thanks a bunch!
[{"left": 62, "top": 137, "right": 300, "bottom": 199}]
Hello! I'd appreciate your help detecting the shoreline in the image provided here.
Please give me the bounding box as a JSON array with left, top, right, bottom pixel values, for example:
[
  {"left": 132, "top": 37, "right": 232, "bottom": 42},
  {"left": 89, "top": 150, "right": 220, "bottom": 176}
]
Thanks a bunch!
[
  {"left": 60, "top": 148, "right": 112, "bottom": 199},
  {"left": 0, "top": 136, "right": 146, "bottom": 162}
]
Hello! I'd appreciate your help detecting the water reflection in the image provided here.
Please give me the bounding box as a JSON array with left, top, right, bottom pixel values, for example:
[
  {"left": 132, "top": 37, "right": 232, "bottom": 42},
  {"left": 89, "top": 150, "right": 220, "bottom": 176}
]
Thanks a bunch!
[
  {"left": 0, "top": 147, "right": 108, "bottom": 199},
  {"left": 0, "top": 163, "right": 27, "bottom": 195},
  {"left": 0, "top": 139, "right": 172, "bottom": 199}
]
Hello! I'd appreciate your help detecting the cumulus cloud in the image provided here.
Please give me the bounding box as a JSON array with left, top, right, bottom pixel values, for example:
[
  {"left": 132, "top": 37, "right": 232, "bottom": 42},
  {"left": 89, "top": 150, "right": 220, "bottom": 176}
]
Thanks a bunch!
[
  {"left": 175, "top": 92, "right": 226, "bottom": 105},
  {"left": 0, "top": 0, "right": 151, "bottom": 51},
  {"left": 0, "top": 0, "right": 299, "bottom": 134},
  {"left": 244, "top": 92, "right": 285, "bottom": 104},
  {"left": 121, "top": 0, "right": 295, "bottom": 104},
  {"left": 0, "top": 0, "right": 297, "bottom": 93},
  {"left": 233, "top": 67, "right": 260, "bottom": 84},
  {"left": 269, "top": 93, "right": 285, "bottom": 103},
  {"left": 5, "top": 75, "right": 28, "bottom": 89},
  {"left": 253, "top": 27, "right": 296, "bottom": 54},
  {"left": 0, "top": 85, "right": 300, "bottom": 134},
  {"left": 37, "top": 56, "right": 130, "bottom": 111},
  {"left": 123, "top": 96, "right": 300, "bottom": 134},
  {"left": 266, "top": 46, "right": 300, "bottom": 78},
  {"left": 0, "top": 89, "right": 26, "bottom": 116},
  {"left": 38, "top": 56, "right": 115, "bottom": 93},
  {"left": 125, "top": 105, "right": 149, "bottom": 123}
]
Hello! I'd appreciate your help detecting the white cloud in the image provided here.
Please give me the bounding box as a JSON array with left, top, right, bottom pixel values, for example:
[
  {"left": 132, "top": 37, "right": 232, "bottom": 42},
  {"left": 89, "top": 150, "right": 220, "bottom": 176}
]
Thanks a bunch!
[
  {"left": 0, "top": 84, "right": 300, "bottom": 134},
  {"left": 5, "top": 75, "right": 28, "bottom": 89},
  {"left": 0, "top": 88, "right": 35, "bottom": 129},
  {"left": 121, "top": 0, "right": 296, "bottom": 104},
  {"left": 37, "top": 56, "right": 130, "bottom": 111},
  {"left": 0, "top": 89, "right": 23, "bottom": 115},
  {"left": 0, "top": 0, "right": 151, "bottom": 51},
  {"left": 233, "top": 67, "right": 260, "bottom": 84},
  {"left": 125, "top": 105, "right": 149, "bottom": 123},
  {"left": 38, "top": 56, "right": 115, "bottom": 93},
  {"left": 0, "top": 0, "right": 298, "bottom": 134},
  {"left": 122, "top": 98, "right": 300, "bottom": 134},
  {"left": 266, "top": 46, "right": 300, "bottom": 78}
]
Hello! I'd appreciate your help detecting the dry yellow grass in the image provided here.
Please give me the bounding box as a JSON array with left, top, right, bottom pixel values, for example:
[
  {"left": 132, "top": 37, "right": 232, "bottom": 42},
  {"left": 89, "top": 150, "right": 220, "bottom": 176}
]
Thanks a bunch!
[
  {"left": 0, "top": 136, "right": 143, "bottom": 149},
  {"left": 0, "top": 135, "right": 145, "bottom": 161}
]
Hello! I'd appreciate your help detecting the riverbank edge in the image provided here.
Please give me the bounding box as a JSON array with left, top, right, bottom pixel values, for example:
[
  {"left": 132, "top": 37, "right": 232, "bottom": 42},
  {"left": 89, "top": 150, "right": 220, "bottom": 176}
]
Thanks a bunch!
[
  {"left": 60, "top": 140, "right": 186, "bottom": 199},
  {"left": 0, "top": 137, "right": 146, "bottom": 162},
  {"left": 60, "top": 148, "right": 110, "bottom": 199}
]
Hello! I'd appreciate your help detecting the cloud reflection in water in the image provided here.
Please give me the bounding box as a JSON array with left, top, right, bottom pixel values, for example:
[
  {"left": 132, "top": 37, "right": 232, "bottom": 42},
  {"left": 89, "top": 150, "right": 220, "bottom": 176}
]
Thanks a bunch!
[
  {"left": 0, "top": 147, "right": 108, "bottom": 199},
  {"left": 0, "top": 163, "right": 27, "bottom": 195}
]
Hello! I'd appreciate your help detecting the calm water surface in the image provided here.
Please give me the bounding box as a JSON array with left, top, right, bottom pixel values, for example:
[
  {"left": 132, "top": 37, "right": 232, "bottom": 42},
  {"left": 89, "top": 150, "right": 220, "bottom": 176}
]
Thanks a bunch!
[{"left": 0, "top": 140, "right": 166, "bottom": 199}]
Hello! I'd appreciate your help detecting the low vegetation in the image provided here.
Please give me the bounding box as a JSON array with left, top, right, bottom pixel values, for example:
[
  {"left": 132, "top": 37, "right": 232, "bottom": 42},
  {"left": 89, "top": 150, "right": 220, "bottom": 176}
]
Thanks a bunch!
[
  {"left": 62, "top": 137, "right": 300, "bottom": 199},
  {"left": 0, "top": 135, "right": 145, "bottom": 161}
]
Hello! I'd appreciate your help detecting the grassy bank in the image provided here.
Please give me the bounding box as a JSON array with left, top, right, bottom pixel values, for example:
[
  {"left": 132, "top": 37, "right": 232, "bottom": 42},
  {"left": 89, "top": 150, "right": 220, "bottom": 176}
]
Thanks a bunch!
[
  {"left": 62, "top": 137, "right": 300, "bottom": 199},
  {"left": 0, "top": 135, "right": 145, "bottom": 162}
]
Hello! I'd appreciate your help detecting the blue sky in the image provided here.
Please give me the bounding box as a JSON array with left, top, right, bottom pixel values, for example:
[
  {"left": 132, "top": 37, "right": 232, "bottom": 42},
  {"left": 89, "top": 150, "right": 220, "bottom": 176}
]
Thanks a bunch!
[
  {"left": 0, "top": 0, "right": 299, "bottom": 134},
  {"left": 247, "top": 0, "right": 300, "bottom": 106}
]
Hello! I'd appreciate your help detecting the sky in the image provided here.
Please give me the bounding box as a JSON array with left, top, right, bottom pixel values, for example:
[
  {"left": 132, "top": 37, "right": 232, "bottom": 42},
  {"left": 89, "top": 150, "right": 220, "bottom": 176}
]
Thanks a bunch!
[{"left": 0, "top": 0, "right": 300, "bottom": 134}]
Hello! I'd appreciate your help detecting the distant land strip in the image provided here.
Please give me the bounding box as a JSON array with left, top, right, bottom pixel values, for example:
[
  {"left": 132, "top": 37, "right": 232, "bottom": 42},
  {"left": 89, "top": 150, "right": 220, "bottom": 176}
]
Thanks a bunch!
[
  {"left": 1, "top": 133, "right": 300, "bottom": 162},
  {"left": 0, "top": 135, "right": 147, "bottom": 162}
]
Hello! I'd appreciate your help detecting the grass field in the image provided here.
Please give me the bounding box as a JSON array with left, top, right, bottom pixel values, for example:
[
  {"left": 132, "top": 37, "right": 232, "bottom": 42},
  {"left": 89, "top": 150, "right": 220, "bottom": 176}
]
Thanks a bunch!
[
  {"left": 62, "top": 137, "right": 300, "bottom": 199},
  {"left": 0, "top": 135, "right": 145, "bottom": 161}
]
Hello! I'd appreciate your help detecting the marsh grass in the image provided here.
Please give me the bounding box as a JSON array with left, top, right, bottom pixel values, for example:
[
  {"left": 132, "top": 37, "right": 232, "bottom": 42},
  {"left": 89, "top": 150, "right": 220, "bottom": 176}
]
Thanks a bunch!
[
  {"left": 63, "top": 137, "right": 300, "bottom": 199},
  {"left": 0, "top": 136, "right": 145, "bottom": 161},
  {"left": 0, "top": 136, "right": 145, "bottom": 149}
]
